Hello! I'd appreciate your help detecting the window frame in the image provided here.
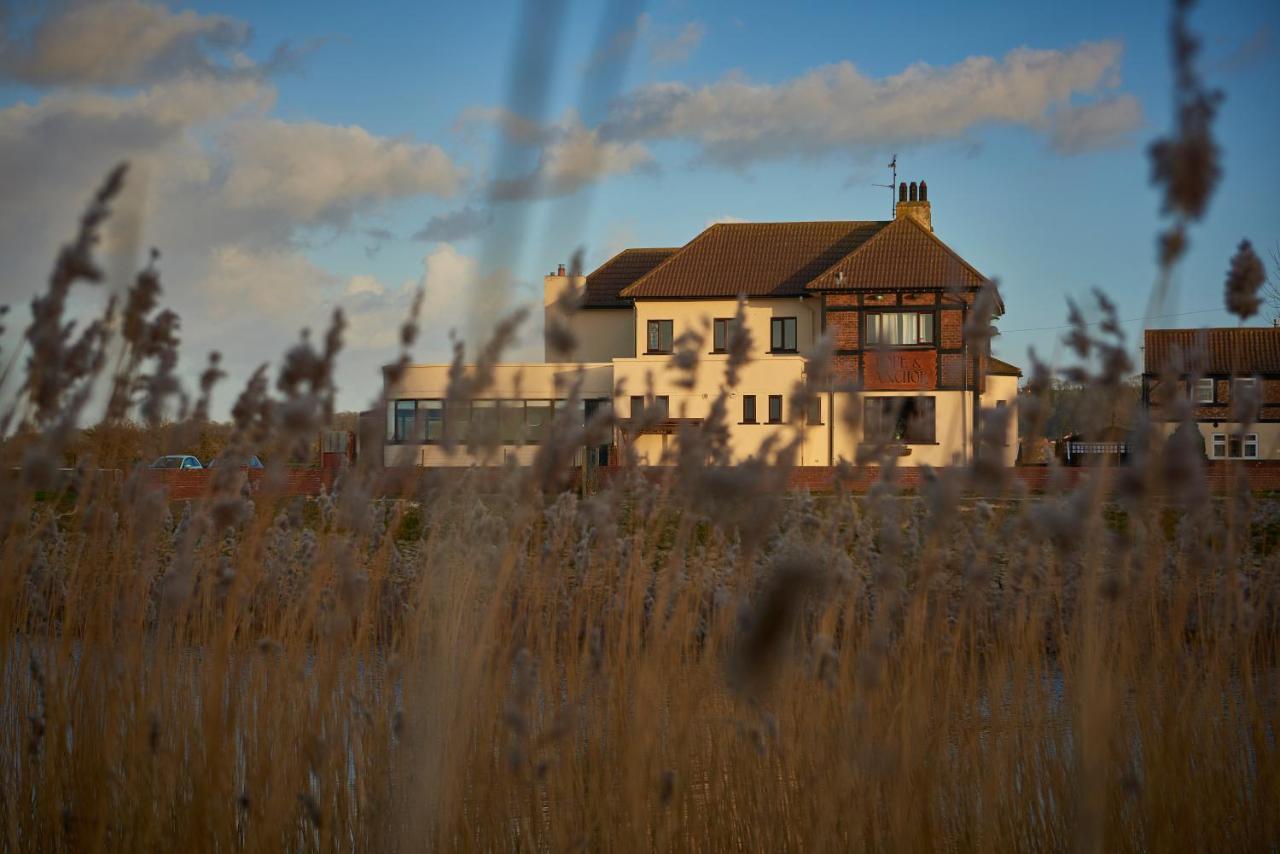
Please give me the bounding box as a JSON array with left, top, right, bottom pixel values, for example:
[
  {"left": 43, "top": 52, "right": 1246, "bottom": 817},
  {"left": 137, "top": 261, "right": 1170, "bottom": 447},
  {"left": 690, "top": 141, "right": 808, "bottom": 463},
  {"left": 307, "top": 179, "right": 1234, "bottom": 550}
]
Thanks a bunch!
[
  {"left": 646, "top": 319, "right": 674, "bottom": 354},
  {"left": 770, "top": 317, "right": 798, "bottom": 353},
  {"left": 630, "top": 394, "right": 670, "bottom": 420},
  {"left": 767, "top": 394, "right": 783, "bottom": 424},
  {"left": 1212, "top": 432, "right": 1259, "bottom": 459},
  {"left": 742, "top": 394, "right": 757, "bottom": 424},
  {"left": 864, "top": 311, "right": 935, "bottom": 347},
  {"left": 805, "top": 397, "right": 822, "bottom": 425},
  {"left": 1192, "top": 377, "right": 1215, "bottom": 404},
  {"left": 712, "top": 318, "right": 733, "bottom": 353}
]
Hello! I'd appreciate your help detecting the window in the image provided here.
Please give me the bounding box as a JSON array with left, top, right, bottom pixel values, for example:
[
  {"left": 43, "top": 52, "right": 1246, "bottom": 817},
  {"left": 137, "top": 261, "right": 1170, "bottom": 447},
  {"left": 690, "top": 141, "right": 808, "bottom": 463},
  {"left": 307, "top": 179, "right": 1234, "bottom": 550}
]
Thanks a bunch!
[
  {"left": 806, "top": 397, "right": 822, "bottom": 425},
  {"left": 770, "top": 317, "right": 798, "bottom": 352},
  {"left": 525, "top": 400, "right": 552, "bottom": 443},
  {"left": 1212, "top": 432, "right": 1259, "bottom": 459},
  {"left": 470, "top": 400, "right": 497, "bottom": 445},
  {"left": 865, "top": 312, "right": 934, "bottom": 346},
  {"left": 1192, "top": 378, "right": 1215, "bottom": 403},
  {"left": 1233, "top": 377, "right": 1257, "bottom": 398},
  {"left": 863, "top": 397, "right": 937, "bottom": 444},
  {"left": 712, "top": 318, "right": 732, "bottom": 353},
  {"left": 742, "top": 395, "right": 757, "bottom": 423},
  {"left": 391, "top": 400, "right": 418, "bottom": 442},
  {"left": 498, "top": 401, "right": 525, "bottom": 444},
  {"left": 647, "top": 319, "right": 674, "bottom": 354},
  {"left": 422, "top": 400, "right": 444, "bottom": 442},
  {"left": 630, "top": 395, "right": 670, "bottom": 419},
  {"left": 446, "top": 399, "right": 470, "bottom": 442},
  {"left": 767, "top": 395, "right": 783, "bottom": 424}
]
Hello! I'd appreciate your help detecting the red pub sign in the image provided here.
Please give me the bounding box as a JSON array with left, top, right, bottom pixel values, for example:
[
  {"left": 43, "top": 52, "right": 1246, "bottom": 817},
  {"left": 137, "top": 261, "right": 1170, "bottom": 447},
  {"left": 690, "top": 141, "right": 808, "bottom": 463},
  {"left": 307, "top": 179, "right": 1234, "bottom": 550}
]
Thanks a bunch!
[{"left": 863, "top": 350, "right": 938, "bottom": 390}]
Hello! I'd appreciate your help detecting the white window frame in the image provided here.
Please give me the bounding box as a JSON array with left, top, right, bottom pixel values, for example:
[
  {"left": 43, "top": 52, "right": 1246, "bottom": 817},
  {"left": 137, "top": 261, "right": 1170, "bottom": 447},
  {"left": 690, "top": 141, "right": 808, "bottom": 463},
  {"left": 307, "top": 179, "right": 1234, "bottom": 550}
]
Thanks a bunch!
[
  {"left": 1192, "top": 378, "right": 1215, "bottom": 403},
  {"left": 1211, "top": 432, "right": 1259, "bottom": 459}
]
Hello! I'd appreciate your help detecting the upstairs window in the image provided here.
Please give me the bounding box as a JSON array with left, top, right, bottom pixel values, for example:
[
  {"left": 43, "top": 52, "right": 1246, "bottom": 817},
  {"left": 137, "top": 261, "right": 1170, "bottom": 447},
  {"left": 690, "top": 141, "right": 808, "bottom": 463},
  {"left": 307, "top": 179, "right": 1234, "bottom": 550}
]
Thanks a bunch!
[
  {"left": 863, "top": 396, "right": 937, "bottom": 444},
  {"left": 742, "top": 394, "right": 757, "bottom": 424},
  {"left": 647, "top": 319, "right": 674, "bottom": 354},
  {"left": 767, "top": 395, "right": 783, "bottom": 423},
  {"left": 630, "top": 394, "right": 670, "bottom": 420},
  {"left": 391, "top": 400, "right": 418, "bottom": 442},
  {"left": 770, "top": 317, "right": 798, "bottom": 352},
  {"left": 712, "top": 318, "right": 732, "bottom": 353},
  {"left": 865, "top": 312, "right": 934, "bottom": 346},
  {"left": 1192, "top": 378, "right": 1215, "bottom": 403}
]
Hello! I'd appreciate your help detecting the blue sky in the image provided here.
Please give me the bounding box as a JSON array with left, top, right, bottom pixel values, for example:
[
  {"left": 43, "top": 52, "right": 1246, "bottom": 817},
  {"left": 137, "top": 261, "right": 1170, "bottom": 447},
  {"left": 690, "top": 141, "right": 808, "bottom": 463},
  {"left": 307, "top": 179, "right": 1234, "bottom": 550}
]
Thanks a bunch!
[{"left": 1, "top": 0, "right": 1277, "bottom": 414}]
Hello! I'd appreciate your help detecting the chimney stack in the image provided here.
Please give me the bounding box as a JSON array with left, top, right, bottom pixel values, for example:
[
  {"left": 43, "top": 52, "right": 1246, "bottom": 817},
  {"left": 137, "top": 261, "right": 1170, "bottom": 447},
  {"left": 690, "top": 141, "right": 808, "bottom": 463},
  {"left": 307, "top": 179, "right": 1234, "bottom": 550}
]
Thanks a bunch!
[{"left": 895, "top": 178, "right": 932, "bottom": 231}]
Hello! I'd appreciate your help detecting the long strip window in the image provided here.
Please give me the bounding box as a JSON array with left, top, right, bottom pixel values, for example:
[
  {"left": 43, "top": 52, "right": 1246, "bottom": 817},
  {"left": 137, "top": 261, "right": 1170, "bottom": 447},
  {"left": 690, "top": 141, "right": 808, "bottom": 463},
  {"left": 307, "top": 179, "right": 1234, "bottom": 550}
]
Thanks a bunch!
[
  {"left": 863, "top": 396, "right": 937, "bottom": 443},
  {"left": 865, "top": 312, "right": 934, "bottom": 346},
  {"left": 387, "top": 399, "right": 583, "bottom": 444},
  {"left": 1212, "top": 433, "right": 1258, "bottom": 459}
]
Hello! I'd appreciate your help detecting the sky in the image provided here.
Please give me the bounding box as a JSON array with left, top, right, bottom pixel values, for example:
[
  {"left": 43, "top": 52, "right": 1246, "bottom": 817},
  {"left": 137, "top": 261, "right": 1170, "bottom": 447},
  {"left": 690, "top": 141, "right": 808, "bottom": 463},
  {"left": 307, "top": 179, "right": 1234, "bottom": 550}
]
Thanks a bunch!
[{"left": 0, "top": 0, "right": 1277, "bottom": 416}]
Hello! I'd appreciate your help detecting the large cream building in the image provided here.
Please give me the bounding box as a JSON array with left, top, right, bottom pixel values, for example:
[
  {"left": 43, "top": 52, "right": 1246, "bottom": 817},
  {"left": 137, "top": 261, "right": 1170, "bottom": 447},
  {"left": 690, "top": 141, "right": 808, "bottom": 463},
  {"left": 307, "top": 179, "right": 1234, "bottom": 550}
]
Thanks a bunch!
[{"left": 384, "top": 181, "right": 1020, "bottom": 468}]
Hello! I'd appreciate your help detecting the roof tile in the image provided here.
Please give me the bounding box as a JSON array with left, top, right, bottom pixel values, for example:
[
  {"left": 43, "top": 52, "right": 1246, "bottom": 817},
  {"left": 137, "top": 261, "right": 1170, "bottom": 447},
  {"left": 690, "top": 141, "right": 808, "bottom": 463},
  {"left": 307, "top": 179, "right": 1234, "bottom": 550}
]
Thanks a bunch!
[
  {"left": 583, "top": 248, "right": 677, "bottom": 307},
  {"left": 1144, "top": 327, "right": 1280, "bottom": 375},
  {"left": 806, "top": 216, "right": 987, "bottom": 290},
  {"left": 618, "top": 221, "right": 886, "bottom": 299}
]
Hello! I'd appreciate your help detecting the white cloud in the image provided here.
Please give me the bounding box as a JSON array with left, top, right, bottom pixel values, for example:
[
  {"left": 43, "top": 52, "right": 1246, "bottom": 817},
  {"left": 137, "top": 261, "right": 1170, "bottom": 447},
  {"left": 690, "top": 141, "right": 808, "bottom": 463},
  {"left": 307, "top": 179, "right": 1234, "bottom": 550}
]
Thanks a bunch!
[
  {"left": 0, "top": 0, "right": 252, "bottom": 87},
  {"left": 489, "top": 119, "right": 655, "bottom": 200},
  {"left": 707, "top": 214, "right": 750, "bottom": 226},
  {"left": 650, "top": 21, "right": 705, "bottom": 66},
  {"left": 1047, "top": 94, "right": 1143, "bottom": 154},
  {"left": 217, "top": 120, "right": 464, "bottom": 223},
  {"left": 600, "top": 41, "right": 1140, "bottom": 167}
]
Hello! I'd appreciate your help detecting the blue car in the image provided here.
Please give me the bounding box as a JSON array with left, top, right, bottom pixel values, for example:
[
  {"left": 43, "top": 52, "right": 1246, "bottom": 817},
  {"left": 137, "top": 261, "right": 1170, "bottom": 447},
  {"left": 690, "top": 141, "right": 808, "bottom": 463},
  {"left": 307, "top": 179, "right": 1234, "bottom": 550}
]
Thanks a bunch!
[{"left": 150, "top": 455, "right": 203, "bottom": 470}]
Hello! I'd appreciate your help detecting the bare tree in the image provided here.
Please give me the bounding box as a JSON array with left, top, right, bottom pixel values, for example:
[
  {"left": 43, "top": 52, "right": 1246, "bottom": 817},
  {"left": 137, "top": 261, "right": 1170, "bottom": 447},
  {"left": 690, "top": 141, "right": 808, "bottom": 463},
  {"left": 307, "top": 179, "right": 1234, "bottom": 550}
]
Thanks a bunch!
[{"left": 1264, "top": 241, "right": 1280, "bottom": 322}]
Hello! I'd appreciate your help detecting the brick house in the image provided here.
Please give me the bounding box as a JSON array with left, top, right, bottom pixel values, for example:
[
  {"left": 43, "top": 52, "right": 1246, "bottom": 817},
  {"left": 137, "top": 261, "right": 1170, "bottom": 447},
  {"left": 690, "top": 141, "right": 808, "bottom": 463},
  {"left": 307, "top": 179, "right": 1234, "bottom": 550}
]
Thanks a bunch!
[
  {"left": 385, "top": 181, "right": 1020, "bottom": 467},
  {"left": 1142, "top": 326, "right": 1280, "bottom": 460}
]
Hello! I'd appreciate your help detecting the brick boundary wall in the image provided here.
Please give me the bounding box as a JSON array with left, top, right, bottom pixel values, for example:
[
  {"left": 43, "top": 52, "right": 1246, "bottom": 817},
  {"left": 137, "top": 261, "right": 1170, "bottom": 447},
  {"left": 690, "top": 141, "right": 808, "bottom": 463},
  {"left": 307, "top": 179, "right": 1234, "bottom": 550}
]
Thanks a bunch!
[{"left": 129, "top": 460, "right": 1280, "bottom": 501}]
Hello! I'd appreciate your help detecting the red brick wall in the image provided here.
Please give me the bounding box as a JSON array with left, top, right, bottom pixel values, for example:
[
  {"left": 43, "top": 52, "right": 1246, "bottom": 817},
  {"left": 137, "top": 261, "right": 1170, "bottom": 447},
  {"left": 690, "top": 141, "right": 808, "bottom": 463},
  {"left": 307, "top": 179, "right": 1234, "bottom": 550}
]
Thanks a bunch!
[
  {"left": 829, "top": 311, "right": 859, "bottom": 349},
  {"left": 941, "top": 310, "right": 963, "bottom": 349}
]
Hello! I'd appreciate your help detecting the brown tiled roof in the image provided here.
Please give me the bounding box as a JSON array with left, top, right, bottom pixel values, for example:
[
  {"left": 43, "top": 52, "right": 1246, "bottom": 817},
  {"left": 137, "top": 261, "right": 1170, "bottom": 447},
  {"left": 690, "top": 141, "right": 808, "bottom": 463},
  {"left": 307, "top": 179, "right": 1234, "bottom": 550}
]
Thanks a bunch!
[
  {"left": 1144, "top": 327, "right": 1280, "bottom": 375},
  {"left": 583, "top": 248, "right": 678, "bottom": 307},
  {"left": 987, "top": 356, "right": 1022, "bottom": 376},
  {"left": 618, "top": 221, "right": 887, "bottom": 299},
  {"left": 806, "top": 215, "right": 987, "bottom": 291}
]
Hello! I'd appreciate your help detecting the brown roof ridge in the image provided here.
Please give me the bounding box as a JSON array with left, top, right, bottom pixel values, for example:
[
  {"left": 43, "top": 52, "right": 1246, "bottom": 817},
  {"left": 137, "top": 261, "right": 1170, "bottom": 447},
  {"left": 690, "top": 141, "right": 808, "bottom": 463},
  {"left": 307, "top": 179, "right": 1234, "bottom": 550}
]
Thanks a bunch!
[
  {"left": 619, "top": 220, "right": 888, "bottom": 299},
  {"left": 806, "top": 214, "right": 988, "bottom": 291}
]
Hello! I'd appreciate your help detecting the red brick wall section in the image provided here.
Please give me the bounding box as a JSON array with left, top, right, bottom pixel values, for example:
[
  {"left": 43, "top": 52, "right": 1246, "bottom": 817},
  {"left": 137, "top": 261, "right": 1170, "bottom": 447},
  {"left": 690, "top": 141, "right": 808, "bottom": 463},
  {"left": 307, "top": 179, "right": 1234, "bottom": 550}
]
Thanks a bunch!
[
  {"left": 941, "top": 310, "right": 963, "bottom": 349},
  {"left": 833, "top": 355, "right": 859, "bottom": 383},
  {"left": 829, "top": 312, "right": 859, "bottom": 349},
  {"left": 825, "top": 293, "right": 857, "bottom": 307}
]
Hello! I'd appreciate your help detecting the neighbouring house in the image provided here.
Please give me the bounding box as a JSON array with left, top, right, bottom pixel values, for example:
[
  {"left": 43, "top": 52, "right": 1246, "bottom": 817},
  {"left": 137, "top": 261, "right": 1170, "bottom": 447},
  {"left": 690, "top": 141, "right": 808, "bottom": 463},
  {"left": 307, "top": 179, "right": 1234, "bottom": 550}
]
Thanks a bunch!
[
  {"left": 385, "top": 180, "right": 1020, "bottom": 468},
  {"left": 1142, "top": 326, "right": 1280, "bottom": 460}
]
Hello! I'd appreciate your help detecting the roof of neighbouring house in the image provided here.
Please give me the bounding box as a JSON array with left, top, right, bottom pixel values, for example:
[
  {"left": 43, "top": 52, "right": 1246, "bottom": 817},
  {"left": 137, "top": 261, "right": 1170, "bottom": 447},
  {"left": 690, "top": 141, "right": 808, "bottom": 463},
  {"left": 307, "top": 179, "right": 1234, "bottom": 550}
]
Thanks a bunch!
[
  {"left": 617, "top": 221, "right": 887, "bottom": 299},
  {"left": 1143, "top": 327, "right": 1280, "bottom": 375},
  {"left": 613, "top": 215, "right": 990, "bottom": 300},
  {"left": 583, "top": 248, "right": 679, "bottom": 308},
  {"left": 987, "top": 356, "right": 1023, "bottom": 376}
]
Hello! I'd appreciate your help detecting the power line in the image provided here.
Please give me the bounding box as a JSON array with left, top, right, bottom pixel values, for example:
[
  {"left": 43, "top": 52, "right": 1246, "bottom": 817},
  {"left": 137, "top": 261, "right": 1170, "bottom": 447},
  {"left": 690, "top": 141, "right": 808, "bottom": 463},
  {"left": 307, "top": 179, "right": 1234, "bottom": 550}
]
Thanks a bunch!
[{"left": 997, "top": 306, "right": 1227, "bottom": 336}]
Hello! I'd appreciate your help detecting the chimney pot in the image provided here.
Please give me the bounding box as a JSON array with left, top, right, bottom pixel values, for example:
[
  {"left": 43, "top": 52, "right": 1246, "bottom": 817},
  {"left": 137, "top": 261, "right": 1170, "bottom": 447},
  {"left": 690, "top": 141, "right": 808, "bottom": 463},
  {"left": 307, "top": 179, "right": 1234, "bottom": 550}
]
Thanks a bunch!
[
  {"left": 898, "top": 182, "right": 907, "bottom": 202},
  {"left": 919, "top": 180, "right": 927, "bottom": 201},
  {"left": 909, "top": 181, "right": 918, "bottom": 202},
  {"left": 557, "top": 263, "right": 565, "bottom": 276}
]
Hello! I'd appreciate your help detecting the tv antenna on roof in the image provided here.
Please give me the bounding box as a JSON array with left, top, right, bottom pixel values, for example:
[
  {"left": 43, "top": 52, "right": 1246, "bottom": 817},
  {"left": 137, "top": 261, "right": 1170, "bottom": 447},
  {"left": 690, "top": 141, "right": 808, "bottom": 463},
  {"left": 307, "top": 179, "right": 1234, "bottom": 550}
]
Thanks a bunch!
[{"left": 871, "top": 155, "right": 897, "bottom": 218}]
